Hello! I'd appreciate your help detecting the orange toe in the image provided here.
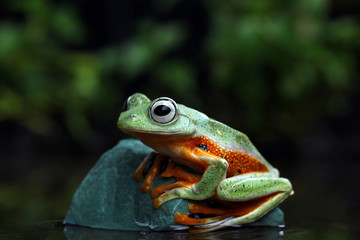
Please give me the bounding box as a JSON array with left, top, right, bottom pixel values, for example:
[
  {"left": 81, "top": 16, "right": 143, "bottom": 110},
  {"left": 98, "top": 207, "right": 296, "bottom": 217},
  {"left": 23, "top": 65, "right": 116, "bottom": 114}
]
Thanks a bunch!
[
  {"left": 153, "top": 196, "right": 163, "bottom": 208},
  {"left": 174, "top": 212, "right": 216, "bottom": 226}
]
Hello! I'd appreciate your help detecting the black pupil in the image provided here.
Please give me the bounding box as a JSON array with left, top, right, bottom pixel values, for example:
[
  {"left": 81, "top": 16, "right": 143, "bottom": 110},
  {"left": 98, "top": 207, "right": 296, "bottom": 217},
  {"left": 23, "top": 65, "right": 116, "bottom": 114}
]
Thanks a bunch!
[{"left": 154, "top": 105, "right": 171, "bottom": 116}]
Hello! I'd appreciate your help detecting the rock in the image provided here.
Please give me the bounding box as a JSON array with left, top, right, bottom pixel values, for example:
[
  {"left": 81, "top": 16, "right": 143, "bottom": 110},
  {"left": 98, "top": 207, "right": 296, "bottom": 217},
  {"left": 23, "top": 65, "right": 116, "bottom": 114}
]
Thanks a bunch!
[{"left": 64, "top": 139, "right": 284, "bottom": 231}]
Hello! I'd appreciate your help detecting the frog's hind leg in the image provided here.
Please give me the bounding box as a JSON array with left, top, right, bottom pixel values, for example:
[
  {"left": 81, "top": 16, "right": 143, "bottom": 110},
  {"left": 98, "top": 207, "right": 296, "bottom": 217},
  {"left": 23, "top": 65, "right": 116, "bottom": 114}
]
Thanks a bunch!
[
  {"left": 174, "top": 202, "right": 235, "bottom": 226},
  {"left": 177, "top": 175, "right": 293, "bottom": 233},
  {"left": 173, "top": 194, "right": 284, "bottom": 231},
  {"left": 216, "top": 175, "right": 292, "bottom": 202},
  {"left": 190, "top": 191, "right": 292, "bottom": 233}
]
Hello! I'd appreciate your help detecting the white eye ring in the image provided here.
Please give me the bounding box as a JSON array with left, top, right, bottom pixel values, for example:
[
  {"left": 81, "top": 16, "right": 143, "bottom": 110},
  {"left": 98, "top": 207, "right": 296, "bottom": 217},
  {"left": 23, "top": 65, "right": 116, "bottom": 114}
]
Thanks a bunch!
[{"left": 149, "top": 98, "right": 179, "bottom": 125}]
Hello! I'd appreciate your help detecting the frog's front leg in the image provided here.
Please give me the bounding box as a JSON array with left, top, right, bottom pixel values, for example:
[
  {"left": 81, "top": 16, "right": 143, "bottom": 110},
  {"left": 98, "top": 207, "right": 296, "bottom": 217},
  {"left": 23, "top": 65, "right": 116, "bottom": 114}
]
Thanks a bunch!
[
  {"left": 153, "top": 153, "right": 228, "bottom": 208},
  {"left": 134, "top": 152, "right": 201, "bottom": 194},
  {"left": 133, "top": 152, "right": 169, "bottom": 193}
]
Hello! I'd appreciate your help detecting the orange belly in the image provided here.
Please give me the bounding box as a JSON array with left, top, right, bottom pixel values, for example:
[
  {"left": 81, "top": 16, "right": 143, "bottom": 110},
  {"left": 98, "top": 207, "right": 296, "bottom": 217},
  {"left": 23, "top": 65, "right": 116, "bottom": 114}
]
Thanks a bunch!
[
  {"left": 133, "top": 132, "right": 269, "bottom": 177},
  {"left": 183, "top": 136, "right": 269, "bottom": 177}
]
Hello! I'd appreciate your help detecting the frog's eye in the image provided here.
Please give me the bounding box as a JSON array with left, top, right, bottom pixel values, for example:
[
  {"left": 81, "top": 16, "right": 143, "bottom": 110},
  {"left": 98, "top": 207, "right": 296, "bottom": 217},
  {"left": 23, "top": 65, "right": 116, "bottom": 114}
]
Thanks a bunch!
[
  {"left": 149, "top": 98, "right": 179, "bottom": 125},
  {"left": 123, "top": 93, "right": 151, "bottom": 111}
]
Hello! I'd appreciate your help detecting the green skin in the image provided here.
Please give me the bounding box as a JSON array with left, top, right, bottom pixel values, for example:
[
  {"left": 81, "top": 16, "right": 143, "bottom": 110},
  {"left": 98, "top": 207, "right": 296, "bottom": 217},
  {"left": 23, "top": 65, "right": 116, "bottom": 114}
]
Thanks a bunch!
[{"left": 118, "top": 93, "right": 293, "bottom": 230}]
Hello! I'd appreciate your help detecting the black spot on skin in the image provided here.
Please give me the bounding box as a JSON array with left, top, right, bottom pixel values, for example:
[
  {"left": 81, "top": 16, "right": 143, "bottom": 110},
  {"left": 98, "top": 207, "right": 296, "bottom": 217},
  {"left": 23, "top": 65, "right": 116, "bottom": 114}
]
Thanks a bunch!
[
  {"left": 196, "top": 144, "right": 208, "bottom": 151},
  {"left": 237, "top": 169, "right": 241, "bottom": 174},
  {"left": 230, "top": 160, "right": 233, "bottom": 163}
]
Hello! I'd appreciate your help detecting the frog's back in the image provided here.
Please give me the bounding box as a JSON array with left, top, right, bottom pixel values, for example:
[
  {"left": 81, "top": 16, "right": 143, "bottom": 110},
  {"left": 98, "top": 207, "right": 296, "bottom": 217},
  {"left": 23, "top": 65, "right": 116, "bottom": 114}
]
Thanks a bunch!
[
  {"left": 205, "top": 118, "right": 259, "bottom": 154},
  {"left": 193, "top": 116, "right": 276, "bottom": 176}
]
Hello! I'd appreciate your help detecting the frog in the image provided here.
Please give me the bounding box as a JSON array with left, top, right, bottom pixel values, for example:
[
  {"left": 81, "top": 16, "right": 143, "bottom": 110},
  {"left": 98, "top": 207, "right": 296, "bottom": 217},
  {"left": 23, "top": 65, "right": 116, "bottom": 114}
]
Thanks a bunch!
[{"left": 117, "top": 93, "right": 293, "bottom": 232}]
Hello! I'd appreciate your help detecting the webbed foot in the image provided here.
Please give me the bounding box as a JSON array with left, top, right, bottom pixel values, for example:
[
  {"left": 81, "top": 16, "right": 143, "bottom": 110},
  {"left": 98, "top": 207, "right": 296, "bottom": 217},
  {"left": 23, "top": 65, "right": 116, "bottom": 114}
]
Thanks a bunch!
[{"left": 175, "top": 192, "right": 288, "bottom": 233}]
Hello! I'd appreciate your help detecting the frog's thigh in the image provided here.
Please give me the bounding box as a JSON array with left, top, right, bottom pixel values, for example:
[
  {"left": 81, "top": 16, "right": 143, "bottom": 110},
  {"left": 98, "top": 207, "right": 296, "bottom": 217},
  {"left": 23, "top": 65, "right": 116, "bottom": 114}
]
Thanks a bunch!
[{"left": 216, "top": 175, "right": 292, "bottom": 201}]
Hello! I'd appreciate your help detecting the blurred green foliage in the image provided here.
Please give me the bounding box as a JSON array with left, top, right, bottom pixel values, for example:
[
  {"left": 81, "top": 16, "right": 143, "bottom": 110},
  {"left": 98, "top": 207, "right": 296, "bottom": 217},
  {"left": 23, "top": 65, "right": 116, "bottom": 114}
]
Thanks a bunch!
[{"left": 1, "top": 0, "right": 359, "bottom": 144}]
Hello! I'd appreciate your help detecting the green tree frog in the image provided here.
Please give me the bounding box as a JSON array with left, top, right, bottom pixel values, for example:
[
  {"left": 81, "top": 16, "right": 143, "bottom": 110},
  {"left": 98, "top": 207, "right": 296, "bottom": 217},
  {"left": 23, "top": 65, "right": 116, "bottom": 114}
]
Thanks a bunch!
[{"left": 118, "top": 93, "right": 293, "bottom": 232}]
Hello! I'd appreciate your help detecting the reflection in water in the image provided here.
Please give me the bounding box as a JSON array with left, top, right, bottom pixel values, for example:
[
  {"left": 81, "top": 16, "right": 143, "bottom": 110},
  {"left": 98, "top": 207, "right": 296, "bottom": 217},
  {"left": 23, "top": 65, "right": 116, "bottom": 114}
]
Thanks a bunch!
[
  {"left": 64, "top": 225, "right": 284, "bottom": 240},
  {"left": 1, "top": 221, "right": 359, "bottom": 240},
  {"left": 63, "top": 221, "right": 360, "bottom": 240}
]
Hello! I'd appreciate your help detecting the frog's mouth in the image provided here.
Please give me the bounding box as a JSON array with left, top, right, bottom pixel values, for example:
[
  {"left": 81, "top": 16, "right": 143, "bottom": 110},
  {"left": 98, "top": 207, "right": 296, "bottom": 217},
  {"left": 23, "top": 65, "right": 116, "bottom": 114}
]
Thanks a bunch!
[
  {"left": 118, "top": 113, "right": 195, "bottom": 136},
  {"left": 122, "top": 129, "right": 195, "bottom": 149}
]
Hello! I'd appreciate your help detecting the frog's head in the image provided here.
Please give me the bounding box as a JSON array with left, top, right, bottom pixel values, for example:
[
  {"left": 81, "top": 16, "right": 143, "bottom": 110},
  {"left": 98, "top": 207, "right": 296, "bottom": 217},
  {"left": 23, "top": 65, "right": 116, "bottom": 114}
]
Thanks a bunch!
[{"left": 118, "top": 93, "right": 196, "bottom": 137}]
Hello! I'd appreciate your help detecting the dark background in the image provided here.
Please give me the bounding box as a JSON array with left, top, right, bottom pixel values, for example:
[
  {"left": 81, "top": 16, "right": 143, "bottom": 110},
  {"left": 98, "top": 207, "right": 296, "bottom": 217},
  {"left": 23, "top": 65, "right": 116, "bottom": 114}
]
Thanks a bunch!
[{"left": 0, "top": 0, "right": 360, "bottom": 236}]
